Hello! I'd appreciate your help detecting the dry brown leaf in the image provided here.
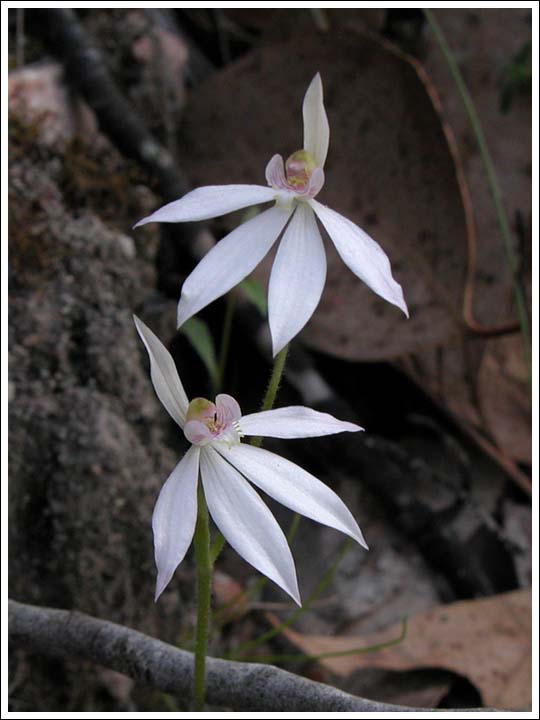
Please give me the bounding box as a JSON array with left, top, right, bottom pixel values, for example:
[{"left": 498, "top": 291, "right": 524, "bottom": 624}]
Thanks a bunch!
[
  {"left": 418, "top": 9, "right": 532, "bottom": 467},
  {"left": 477, "top": 335, "right": 531, "bottom": 465},
  {"left": 423, "top": 8, "right": 532, "bottom": 330},
  {"left": 268, "top": 589, "right": 531, "bottom": 710}
]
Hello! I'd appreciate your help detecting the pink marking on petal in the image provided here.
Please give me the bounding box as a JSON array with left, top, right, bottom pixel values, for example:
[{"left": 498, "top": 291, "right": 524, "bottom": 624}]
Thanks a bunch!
[{"left": 267, "top": 150, "right": 324, "bottom": 199}]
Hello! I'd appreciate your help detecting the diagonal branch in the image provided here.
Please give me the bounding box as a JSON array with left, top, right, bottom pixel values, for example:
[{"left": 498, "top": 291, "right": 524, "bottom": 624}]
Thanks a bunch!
[
  {"left": 9, "top": 599, "right": 432, "bottom": 712},
  {"left": 26, "top": 8, "right": 188, "bottom": 204}
]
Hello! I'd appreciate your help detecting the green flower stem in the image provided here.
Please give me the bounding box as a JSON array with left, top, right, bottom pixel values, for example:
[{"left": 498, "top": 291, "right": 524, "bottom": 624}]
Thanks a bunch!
[
  {"left": 216, "top": 292, "right": 236, "bottom": 393},
  {"left": 192, "top": 482, "right": 212, "bottom": 711},
  {"left": 251, "top": 344, "right": 290, "bottom": 448},
  {"left": 424, "top": 9, "right": 531, "bottom": 382}
]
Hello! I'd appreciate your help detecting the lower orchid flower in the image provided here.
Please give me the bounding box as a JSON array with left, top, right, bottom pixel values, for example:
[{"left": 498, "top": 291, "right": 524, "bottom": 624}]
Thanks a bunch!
[
  {"left": 135, "top": 315, "right": 368, "bottom": 605},
  {"left": 134, "top": 73, "right": 408, "bottom": 357}
]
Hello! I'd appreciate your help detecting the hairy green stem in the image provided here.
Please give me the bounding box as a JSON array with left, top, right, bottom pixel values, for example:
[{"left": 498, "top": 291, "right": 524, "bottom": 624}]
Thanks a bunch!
[
  {"left": 193, "top": 482, "right": 212, "bottom": 711},
  {"left": 216, "top": 292, "right": 236, "bottom": 392},
  {"left": 251, "top": 344, "right": 289, "bottom": 447},
  {"left": 424, "top": 9, "right": 531, "bottom": 381}
]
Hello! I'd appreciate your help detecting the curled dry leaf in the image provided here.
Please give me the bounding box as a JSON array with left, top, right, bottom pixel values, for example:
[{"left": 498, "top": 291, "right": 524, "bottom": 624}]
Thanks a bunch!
[
  {"left": 419, "top": 8, "right": 532, "bottom": 469},
  {"left": 477, "top": 335, "right": 531, "bottom": 466},
  {"left": 267, "top": 589, "right": 531, "bottom": 710},
  {"left": 423, "top": 8, "right": 532, "bottom": 331}
]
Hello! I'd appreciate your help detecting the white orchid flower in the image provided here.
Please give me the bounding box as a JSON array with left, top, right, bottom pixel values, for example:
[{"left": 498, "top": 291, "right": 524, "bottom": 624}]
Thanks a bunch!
[
  {"left": 134, "top": 315, "right": 368, "bottom": 605},
  {"left": 134, "top": 73, "right": 408, "bottom": 357}
]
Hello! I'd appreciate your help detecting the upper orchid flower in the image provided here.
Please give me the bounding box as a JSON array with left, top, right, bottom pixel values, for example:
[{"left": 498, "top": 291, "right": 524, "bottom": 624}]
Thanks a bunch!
[
  {"left": 134, "top": 315, "right": 368, "bottom": 604},
  {"left": 134, "top": 73, "right": 408, "bottom": 356}
]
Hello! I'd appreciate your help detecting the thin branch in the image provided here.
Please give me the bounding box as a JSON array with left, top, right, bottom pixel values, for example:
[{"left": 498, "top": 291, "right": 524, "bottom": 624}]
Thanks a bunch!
[
  {"left": 27, "top": 8, "right": 188, "bottom": 204},
  {"left": 10, "top": 599, "right": 472, "bottom": 712}
]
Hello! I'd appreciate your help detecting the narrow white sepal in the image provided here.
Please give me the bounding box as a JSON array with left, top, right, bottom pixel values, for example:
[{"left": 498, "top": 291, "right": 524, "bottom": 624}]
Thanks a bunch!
[
  {"left": 134, "top": 185, "right": 276, "bottom": 227},
  {"left": 310, "top": 200, "right": 409, "bottom": 317},
  {"left": 240, "top": 406, "right": 363, "bottom": 438},
  {"left": 200, "top": 447, "right": 301, "bottom": 605},
  {"left": 302, "top": 73, "right": 330, "bottom": 169},
  {"left": 152, "top": 446, "right": 200, "bottom": 600},
  {"left": 219, "top": 443, "right": 368, "bottom": 550},
  {"left": 133, "top": 315, "right": 189, "bottom": 427},
  {"left": 177, "top": 205, "right": 292, "bottom": 327},
  {"left": 268, "top": 204, "right": 326, "bottom": 356}
]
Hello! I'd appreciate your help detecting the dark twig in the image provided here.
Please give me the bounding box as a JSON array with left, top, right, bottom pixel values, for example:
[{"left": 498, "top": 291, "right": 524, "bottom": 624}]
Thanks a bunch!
[
  {"left": 26, "top": 8, "right": 188, "bottom": 204},
  {"left": 9, "top": 599, "right": 447, "bottom": 712}
]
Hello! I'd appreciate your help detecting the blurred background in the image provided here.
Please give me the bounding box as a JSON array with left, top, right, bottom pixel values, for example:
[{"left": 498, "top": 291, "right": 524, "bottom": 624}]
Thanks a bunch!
[{"left": 8, "top": 7, "right": 532, "bottom": 712}]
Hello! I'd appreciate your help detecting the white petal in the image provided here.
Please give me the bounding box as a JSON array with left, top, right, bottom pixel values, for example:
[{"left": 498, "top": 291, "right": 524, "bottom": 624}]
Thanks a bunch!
[
  {"left": 240, "top": 406, "right": 363, "bottom": 439},
  {"left": 218, "top": 443, "right": 368, "bottom": 549},
  {"left": 134, "top": 185, "right": 276, "bottom": 227},
  {"left": 302, "top": 73, "right": 330, "bottom": 169},
  {"left": 152, "top": 446, "right": 200, "bottom": 600},
  {"left": 201, "top": 447, "right": 300, "bottom": 605},
  {"left": 310, "top": 200, "right": 409, "bottom": 317},
  {"left": 134, "top": 315, "right": 189, "bottom": 427},
  {"left": 268, "top": 204, "right": 326, "bottom": 355},
  {"left": 177, "top": 205, "right": 292, "bottom": 327}
]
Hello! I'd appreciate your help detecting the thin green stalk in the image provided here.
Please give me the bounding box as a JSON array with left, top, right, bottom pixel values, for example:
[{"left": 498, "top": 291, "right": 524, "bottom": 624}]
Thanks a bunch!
[
  {"left": 251, "top": 344, "right": 289, "bottom": 447},
  {"left": 228, "top": 539, "right": 352, "bottom": 660},
  {"left": 424, "top": 9, "right": 531, "bottom": 381},
  {"left": 209, "top": 532, "right": 226, "bottom": 566},
  {"left": 237, "top": 617, "right": 408, "bottom": 665},
  {"left": 192, "top": 482, "right": 212, "bottom": 711},
  {"left": 285, "top": 511, "right": 301, "bottom": 544},
  {"left": 216, "top": 292, "right": 236, "bottom": 393}
]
